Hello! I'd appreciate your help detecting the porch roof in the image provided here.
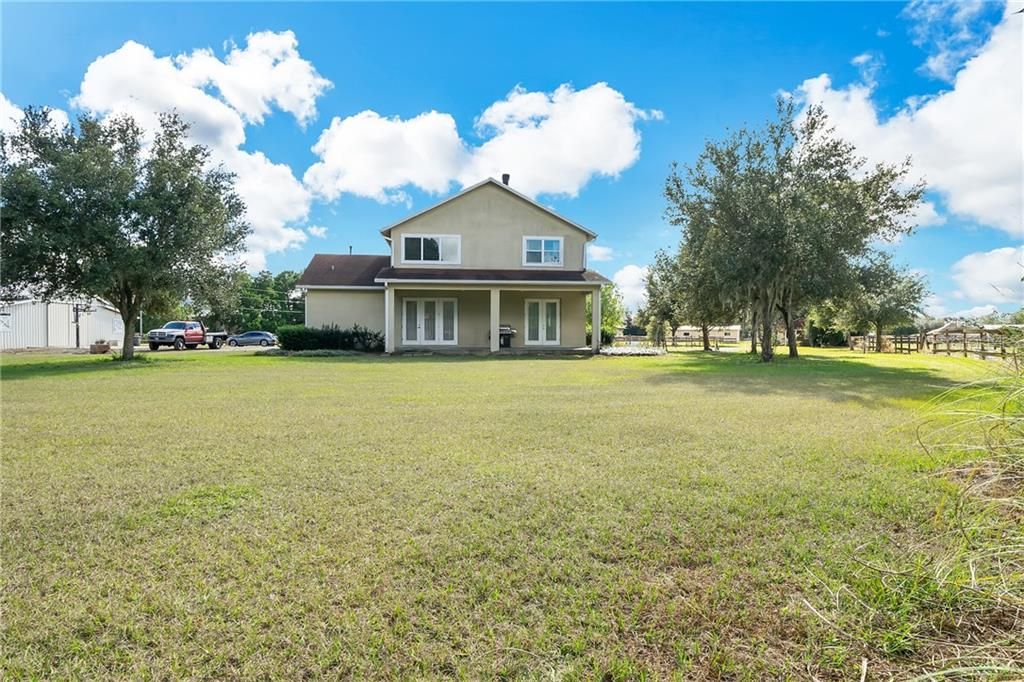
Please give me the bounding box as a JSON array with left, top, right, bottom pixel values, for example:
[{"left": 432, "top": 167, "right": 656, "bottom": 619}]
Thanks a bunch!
[
  {"left": 375, "top": 267, "right": 610, "bottom": 286},
  {"left": 297, "top": 254, "right": 389, "bottom": 288}
]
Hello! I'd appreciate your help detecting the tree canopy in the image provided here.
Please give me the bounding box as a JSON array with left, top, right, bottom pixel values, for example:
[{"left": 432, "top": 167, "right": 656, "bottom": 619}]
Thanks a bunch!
[
  {"left": 0, "top": 109, "right": 250, "bottom": 359},
  {"left": 823, "top": 253, "right": 926, "bottom": 351},
  {"left": 662, "top": 99, "right": 925, "bottom": 361},
  {"left": 586, "top": 283, "right": 626, "bottom": 345}
]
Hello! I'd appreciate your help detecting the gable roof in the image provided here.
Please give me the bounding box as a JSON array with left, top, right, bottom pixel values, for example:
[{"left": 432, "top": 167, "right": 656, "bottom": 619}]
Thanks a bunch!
[
  {"left": 296, "top": 254, "right": 389, "bottom": 288},
  {"left": 378, "top": 178, "right": 597, "bottom": 239}
]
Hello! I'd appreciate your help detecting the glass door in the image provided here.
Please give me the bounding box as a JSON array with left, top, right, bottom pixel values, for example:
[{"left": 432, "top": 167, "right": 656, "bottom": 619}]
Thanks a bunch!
[
  {"left": 421, "top": 301, "right": 436, "bottom": 342},
  {"left": 402, "top": 298, "right": 458, "bottom": 345},
  {"left": 525, "top": 299, "right": 560, "bottom": 345}
]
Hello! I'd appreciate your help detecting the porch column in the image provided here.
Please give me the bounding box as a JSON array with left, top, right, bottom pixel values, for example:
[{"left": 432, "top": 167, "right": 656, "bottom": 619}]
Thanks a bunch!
[
  {"left": 591, "top": 286, "right": 601, "bottom": 353},
  {"left": 384, "top": 284, "right": 395, "bottom": 353},
  {"left": 489, "top": 288, "right": 501, "bottom": 353}
]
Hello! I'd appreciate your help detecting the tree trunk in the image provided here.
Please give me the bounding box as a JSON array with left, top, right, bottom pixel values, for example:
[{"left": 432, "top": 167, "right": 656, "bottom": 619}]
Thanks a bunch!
[
  {"left": 875, "top": 322, "right": 883, "bottom": 353},
  {"left": 120, "top": 309, "right": 137, "bottom": 361},
  {"left": 701, "top": 323, "right": 710, "bottom": 351},
  {"left": 670, "top": 324, "right": 679, "bottom": 346},
  {"left": 759, "top": 298, "right": 775, "bottom": 362},
  {"left": 784, "top": 309, "right": 798, "bottom": 358},
  {"left": 750, "top": 309, "right": 758, "bottom": 354}
]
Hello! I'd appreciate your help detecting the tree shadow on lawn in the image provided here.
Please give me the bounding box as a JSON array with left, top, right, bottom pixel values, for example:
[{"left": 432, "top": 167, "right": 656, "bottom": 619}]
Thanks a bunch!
[
  {"left": 645, "top": 351, "right": 965, "bottom": 407},
  {"left": 0, "top": 355, "right": 165, "bottom": 382}
]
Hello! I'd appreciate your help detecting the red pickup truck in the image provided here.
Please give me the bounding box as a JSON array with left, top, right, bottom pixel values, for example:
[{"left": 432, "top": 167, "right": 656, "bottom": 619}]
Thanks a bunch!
[{"left": 147, "top": 321, "right": 229, "bottom": 351}]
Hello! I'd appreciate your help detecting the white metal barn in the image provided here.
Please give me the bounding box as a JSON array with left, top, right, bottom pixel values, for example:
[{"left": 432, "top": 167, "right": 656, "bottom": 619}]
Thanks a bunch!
[{"left": 0, "top": 299, "right": 124, "bottom": 350}]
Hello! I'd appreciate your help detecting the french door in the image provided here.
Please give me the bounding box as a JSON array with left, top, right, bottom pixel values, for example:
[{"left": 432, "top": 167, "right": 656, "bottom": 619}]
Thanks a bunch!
[
  {"left": 403, "top": 298, "right": 457, "bottom": 345},
  {"left": 524, "top": 299, "right": 560, "bottom": 345}
]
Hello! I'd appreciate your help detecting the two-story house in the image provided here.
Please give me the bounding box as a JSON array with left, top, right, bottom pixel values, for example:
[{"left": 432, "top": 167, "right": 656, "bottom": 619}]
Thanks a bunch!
[{"left": 296, "top": 176, "right": 611, "bottom": 353}]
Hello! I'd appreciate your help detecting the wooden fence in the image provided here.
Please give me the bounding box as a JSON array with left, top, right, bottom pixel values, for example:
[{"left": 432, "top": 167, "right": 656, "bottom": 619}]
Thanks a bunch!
[
  {"left": 925, "top": 332, "right": 1017, "bottom": 359},
  {"left": 850, "top": 332, "right": 1018, "bottom": 359},
  {"left": 848, "top": 335, "right": 921, "bottom": 354}
]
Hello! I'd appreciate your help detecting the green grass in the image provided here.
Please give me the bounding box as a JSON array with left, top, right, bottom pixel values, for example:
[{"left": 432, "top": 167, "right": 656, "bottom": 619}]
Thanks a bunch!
[{"left": 0, "top": 347, "right": 1001, "bottom": 678}]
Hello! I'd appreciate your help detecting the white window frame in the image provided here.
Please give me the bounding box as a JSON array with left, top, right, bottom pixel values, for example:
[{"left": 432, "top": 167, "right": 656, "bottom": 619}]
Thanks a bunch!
[
  {"left": 401, "top": 234, "right": 461, "bottom": 266},
  {"left": 522, "top": 236, "right": 564, "bottom": 267},
  {"left": 524, "top": 298, "right": 560, "bottom": 346},
  {"left": 401, "top": 297, "right": 458, "bottom": 346}
]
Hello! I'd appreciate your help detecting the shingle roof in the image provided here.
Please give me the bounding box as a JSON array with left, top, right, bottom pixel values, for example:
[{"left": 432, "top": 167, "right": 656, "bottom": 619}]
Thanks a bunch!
[
  {"left": 296, "top": 254, "right": 389, "bottom": 287},
  {"left": 375, "top": 267, "right": 610, "bottom": 284}
]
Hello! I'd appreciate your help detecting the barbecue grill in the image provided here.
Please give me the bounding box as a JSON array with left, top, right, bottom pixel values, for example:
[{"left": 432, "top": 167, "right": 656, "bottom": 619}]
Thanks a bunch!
[{"left": 498, "top": 324, "right": 517, "bottom": 349}]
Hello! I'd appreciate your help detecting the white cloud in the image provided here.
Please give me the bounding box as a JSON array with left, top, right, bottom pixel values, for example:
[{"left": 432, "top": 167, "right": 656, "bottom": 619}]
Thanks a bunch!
[
  {"left": 796, "top": 4, "right": 1022, "bottom": 238},
  {"left": 459, "top": 83, "right": 662, "bottom": 198},
  {"left": 952, "top": 303, "right": 1000, "bottom": 319},
  {"left": 307, "top": 225, "right": 328, "bottom": 238},
  {"left": 923, "top": 293, "right": 947, "bottom": 317},
  {"left": 303, "top": 110, "right": 466, "bottom": 203},
  {"left": 902, "top": 0, "right": 996, "bottom": 81},
  {"left": 177, "top": 30, "right": 330, "bottom": 127},
  {"left": 951, "top": 246, "right": 1024, "bottom": 304},
  {"left": 74, "top": 40, "right": 246, "bottom": 151},
  {"left": 224, "top": 149, "right": 310, "bottom": 270},
  {"left": 72, "top": 33, "right": 329, "bottom": 270},
  {"left": 613, "top": 264, "right": 649, "bottom": 310},
  {"left": 850, "top": 52, "right": 883, "bottom": 86},
  {"left": 587, "top": 244, "right": 614, "bottom": 262},
  {"left": 304, "top": 82, "right": 661, "bottom": 204},
  {"left": 0, "top": 93, "right": 70, "bottom": 136}
]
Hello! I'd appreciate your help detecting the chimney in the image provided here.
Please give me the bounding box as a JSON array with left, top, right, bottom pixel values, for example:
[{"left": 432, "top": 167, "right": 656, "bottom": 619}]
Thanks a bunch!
[
  {"left": 348, "top": 245, "right": 353, "bottom": 255},
  {"left": 501, "top": 173, "right": 510, "bottom": 186}
]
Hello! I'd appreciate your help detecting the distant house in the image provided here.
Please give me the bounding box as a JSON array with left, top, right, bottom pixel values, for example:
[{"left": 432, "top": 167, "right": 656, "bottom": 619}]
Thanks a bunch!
[
  {"left": 297, "top": 177, "right": 611, "bottom": 353},
  {"left": 673, "top": 325, "right": 741, "bottom": 342},
  {"left": 0, "top": 298, "right": 123, "bottom": 350}
]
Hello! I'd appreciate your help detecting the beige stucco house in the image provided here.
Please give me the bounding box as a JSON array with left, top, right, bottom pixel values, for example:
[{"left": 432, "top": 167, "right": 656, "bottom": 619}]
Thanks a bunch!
[{"left": 297, "top": 177, "right": 611, "bottom": 353}]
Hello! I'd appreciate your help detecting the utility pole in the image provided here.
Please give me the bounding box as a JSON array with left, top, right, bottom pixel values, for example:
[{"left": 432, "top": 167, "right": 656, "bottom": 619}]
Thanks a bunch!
[{"left": 72, "top": 302, "right": 95, "bottom": 349}]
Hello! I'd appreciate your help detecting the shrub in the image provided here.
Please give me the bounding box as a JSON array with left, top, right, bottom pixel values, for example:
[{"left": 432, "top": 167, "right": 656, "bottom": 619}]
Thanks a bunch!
[
  {"left": 585, "top": 329, "right": 616, "bottom": 347},
  {"left": 277, "top": 324, "right": 384, "bottom": 352}
]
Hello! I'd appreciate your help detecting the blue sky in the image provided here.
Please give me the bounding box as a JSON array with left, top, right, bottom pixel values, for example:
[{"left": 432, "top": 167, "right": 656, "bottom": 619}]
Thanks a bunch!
[{"left": 2, "top": 1, "right": 1021, "bottom": 314}]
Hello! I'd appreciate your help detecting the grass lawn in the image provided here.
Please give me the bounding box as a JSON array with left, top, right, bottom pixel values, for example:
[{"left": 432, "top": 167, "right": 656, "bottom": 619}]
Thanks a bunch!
[{"left": 0, "top": 347, "right": 1000, "bottom": 678}]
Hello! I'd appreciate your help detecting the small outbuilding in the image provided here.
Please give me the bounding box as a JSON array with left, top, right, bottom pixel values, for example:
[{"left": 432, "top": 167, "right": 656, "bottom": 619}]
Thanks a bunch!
[
  {"left": 673, "top": 324, "right": 742, "bottom": 342},
  {"left": 0, "top": 298, "right": 124, "bottom": 350}
]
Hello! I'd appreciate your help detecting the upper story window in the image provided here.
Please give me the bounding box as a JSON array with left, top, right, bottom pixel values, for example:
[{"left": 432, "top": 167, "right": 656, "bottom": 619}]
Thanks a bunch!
[
  {"left": 523, "top": 237, "right": 563, "bottom": 267},
  {"left": 402, "top": 234, "right": 461, "bottom": 264}
]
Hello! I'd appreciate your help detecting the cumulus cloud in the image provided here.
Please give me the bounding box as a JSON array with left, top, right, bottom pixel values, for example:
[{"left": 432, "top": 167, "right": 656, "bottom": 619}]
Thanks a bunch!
[
  {"left": 951, "top": 246, "right": 1024, "bottom": 304},
  {"left": 177, "top": 30, "right": 331, "bottom": 127},
  {"left": 72, "top": 33, "right": 330, "bottom": 270},
  {"left": 304, "top": 82, "right": 661, "bottom": 204},
  {"left": 796, "top": 4, "right": 1022, "bottom": 238},
  {"left": 613, "top": 264, "right": 649, "bottom": 310},
  {"left": 587, "top": 244, "right": 614, "bottom": 262},
  {"left": 307, "top": 225, "right": 328, "bottom": 238},
  {"left": 460, "top": 83, "right": 663, "bottom": 198},
  {"left": 0, "top": 93, "right": 70, "bottom": 135},
  {"left": 304, "top": 110, "right": 466, "bottom": 204},
  {"left": 952, "top": 303, "right": 1000, "bottom": 319}
]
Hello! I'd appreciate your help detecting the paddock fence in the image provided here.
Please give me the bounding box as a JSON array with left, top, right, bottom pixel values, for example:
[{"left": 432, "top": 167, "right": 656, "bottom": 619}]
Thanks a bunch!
[
  {"left": 925, "top": 332, "right": 1018, "bottom": 360},
  {"left": 848, "top": 335, "right": 921, "bottom": 354}
]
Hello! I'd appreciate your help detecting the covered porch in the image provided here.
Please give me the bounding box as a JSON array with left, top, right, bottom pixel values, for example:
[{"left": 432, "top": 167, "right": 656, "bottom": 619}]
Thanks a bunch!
[{"left": 383, "top": 284, "right": 602, "bottom": 354}]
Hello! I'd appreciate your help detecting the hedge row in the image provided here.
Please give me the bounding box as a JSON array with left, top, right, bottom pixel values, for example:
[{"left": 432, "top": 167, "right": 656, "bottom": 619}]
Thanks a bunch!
[{"left": 276, "top": 324, "right": 385, "bottom": 352}]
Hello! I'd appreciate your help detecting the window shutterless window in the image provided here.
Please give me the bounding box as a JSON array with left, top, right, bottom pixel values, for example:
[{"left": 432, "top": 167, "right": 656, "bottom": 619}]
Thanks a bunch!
[
  {"left": 402, "top": 235, "right": 460, "bottom": 264},
  {"left": 523, "top": 236, "right": 563, "bottom": 266}
]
